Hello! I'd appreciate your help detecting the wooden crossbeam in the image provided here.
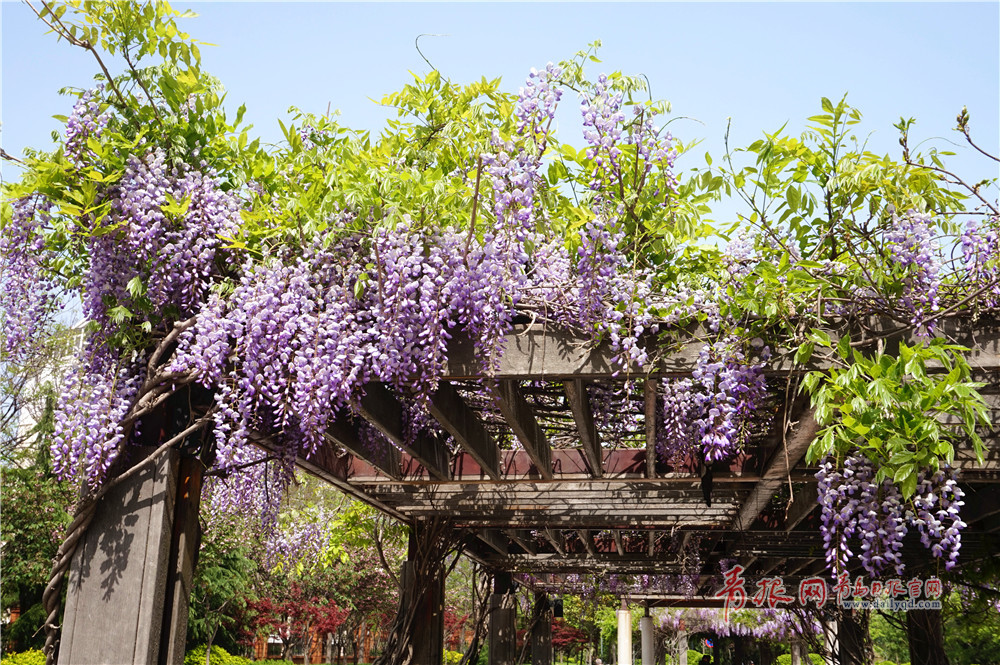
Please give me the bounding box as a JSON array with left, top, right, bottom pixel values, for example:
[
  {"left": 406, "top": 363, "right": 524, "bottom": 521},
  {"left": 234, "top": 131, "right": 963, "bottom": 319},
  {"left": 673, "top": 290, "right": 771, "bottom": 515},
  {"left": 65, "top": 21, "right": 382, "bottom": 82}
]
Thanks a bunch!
[
  {"left": 613, "top": 530, "right": 625, "bottom": 556},
  {"left": 505, "top": 529, "right": 537, "bottom": 555},
  {"left": 784, "top": 483, "right": 819, "bottom": 531},
  {"left": 325, "top": 416, "right": 401, "bottom": 480},
  {"left": 494, "top": 380, "right": 553, "bottom": 479},
  {"left": 564, "top": 379, "right": 603, "bottom": 478},
  {"left": 358, "top": 383, "right": 451, "bottom": 480},
  {"left": 644, "top": 379, "right": 658, "bottom": 478},
  {"left": 476, "top": 529, "right": 509, "bottom": 555},
  {"left": 427, "top": 381, "right": 499, "bottom": 479},
  {"left": 543, "top": 528, "right": 565, "bottom": 556},
  {"left": 444, "top": 320, "right": 1000, "bottom": 380},
  {"left": 732, "top": 407, "right": 820, "bottom": 531},
  {"left": 577, "top": 529, "right": 598, "bottom": 557}
]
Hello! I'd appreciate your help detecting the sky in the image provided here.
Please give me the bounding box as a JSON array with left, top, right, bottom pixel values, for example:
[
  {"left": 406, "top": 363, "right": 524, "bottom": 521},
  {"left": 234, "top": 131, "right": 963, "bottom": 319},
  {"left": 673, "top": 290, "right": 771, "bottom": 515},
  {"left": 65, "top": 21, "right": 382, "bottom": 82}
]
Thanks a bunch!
[{"left": 2, "top": 1, "right": 999, "bottom": 221}]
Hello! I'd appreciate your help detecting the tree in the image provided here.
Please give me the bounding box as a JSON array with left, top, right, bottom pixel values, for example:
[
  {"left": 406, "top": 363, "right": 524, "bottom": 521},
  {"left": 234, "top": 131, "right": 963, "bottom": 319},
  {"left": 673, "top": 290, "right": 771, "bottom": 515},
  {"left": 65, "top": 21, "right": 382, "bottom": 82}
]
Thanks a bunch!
[
  {"left": 185, "top": 526, "right": 255, "bottom": 662},
  {"left": 552, "top": 619, "right": 589, "bottom": 660}
]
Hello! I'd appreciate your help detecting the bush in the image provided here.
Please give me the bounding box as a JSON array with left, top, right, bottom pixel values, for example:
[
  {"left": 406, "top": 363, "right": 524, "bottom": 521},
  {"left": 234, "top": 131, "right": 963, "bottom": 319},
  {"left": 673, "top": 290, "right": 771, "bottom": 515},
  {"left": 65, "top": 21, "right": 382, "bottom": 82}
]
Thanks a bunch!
[
  {"left": 776, "top": 655, "right": 824, "bottom": 665},
  {"left": 183, "top": 644, "right": 254, "bottom": 665},
  {"left": 0, "top": 651, "right": 46, "bottom": 665},
  {"left": 444, "top": 650, "right": 463, "bottom": 665}
]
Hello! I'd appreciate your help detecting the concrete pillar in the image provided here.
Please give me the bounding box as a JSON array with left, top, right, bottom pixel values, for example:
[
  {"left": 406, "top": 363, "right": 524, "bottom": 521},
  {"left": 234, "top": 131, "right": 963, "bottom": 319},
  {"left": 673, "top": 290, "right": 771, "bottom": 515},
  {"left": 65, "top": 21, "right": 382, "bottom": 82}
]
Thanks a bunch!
[
  {"left": 617, "top": 600, "right": 632, "bottom": 665},
  {"left": 639, "top": 608, "right": 654, "bottom": 665},
  {"left": 489, "top": 573, "right": 516, "bottom": 665},
  {"left": 531, "top": 592, "right": 553, "bottom": 665}
]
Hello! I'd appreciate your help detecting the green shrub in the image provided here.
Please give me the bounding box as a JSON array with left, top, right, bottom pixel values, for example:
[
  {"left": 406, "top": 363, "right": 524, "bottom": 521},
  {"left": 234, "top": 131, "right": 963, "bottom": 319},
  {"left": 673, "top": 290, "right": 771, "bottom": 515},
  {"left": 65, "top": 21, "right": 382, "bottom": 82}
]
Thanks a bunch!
[
  {"left": 776, "top": 655, "right": 824, "bottom": 665},
  {"left": 0, "top": 650, "right": 46, "bottom": 665},
  {"left": 183, "top": 644, "right": 254, "bottom": 665},
  {"left": 444, "top": 650, "right": 464, "bottom": 665}
]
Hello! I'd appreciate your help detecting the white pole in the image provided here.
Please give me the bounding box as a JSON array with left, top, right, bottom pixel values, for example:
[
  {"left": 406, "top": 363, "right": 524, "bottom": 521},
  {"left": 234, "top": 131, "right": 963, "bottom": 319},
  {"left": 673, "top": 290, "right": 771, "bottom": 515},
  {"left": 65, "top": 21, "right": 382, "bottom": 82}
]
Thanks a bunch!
[
  {"left": 677, "top": 631, "right": 688, "bottom": 665},
  {"left": 639, "top": 613, "right": 654, "bottom": 665},
  {"left": 617, "top": 601, "right": 633, "bottom": 665}
]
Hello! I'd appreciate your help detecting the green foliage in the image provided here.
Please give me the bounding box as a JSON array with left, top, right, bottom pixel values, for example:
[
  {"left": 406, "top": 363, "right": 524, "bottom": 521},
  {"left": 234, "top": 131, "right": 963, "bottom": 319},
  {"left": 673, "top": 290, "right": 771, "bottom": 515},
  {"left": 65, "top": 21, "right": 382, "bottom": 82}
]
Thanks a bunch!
[
  {"left": 774, "top": 656, "right": 824, "bottom": 665},
  {"left": 443, "top": 650, "right": 463, "bottom": 665},
  {"left": 185, "top": 525, "right": 256, "bottom": 654},
  {"left": 0, "top": 650, "right": 46, "bottom": 665},
  {"left": 804, "top": 339, "right": 989, "bottom": 496},
  {"left": 182, "top": 645, "right": 252, "bottom": 665}
]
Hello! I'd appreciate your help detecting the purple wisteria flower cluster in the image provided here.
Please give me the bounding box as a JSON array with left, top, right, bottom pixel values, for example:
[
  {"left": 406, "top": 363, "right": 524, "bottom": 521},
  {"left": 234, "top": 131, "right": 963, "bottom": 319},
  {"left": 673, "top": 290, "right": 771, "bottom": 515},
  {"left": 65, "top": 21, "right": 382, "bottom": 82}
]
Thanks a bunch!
[
  {"left": 64, "top": 87, "right": 110, "bottom": 166},
  {"left": 961, "top": 215, "right": 1000, "bottom": 309},
  {"left": 912, "top": 466, "right": 965, "bottom": 569},
  {"left": 50, "top": 148, "right": 240, "bottom": 487},
  {"left": 818, "top": 455, "right": 967, "bottom": 577},
  {"left": 886, "top": 209, "right": 941, "bottom": 333},
  {"left": 1, "top": 196, "right": 60, "bottom": 361},
  {"left": 658, "top": 339, "right": 768, "bottom": 465}
]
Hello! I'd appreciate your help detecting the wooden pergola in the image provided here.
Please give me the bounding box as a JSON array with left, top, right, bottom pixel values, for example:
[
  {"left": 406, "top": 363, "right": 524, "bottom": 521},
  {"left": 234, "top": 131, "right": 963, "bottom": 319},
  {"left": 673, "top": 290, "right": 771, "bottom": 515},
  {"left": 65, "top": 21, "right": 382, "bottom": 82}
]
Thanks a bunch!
[{"left": 55, "top": 318, "right": 1000, "bottom": 665}]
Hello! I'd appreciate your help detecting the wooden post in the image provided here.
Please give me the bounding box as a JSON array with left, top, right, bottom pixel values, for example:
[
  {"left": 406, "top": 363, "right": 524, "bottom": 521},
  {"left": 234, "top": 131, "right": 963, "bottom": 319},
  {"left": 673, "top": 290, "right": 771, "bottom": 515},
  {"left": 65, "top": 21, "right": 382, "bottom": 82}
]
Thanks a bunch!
[
  {"left": 530, "top": 592, "right": 553, "bottom": 665},
  {"left": 401, "top": 554, "right": 444, "bottom": 665},
  {"left": 58, "top": 447, "right": 181, "bottom": 664},
  {"left": 906, "top": 608, "right": 950, "bottom": 665},
  {"left": 159, "top": 455, "right": 203, "bottom": 665},
  {"left": 837, "top": 609, "right": 874, "bottom": 665},
  {"left": 489, "top": 573, "right": 516, "bottom": 665}
]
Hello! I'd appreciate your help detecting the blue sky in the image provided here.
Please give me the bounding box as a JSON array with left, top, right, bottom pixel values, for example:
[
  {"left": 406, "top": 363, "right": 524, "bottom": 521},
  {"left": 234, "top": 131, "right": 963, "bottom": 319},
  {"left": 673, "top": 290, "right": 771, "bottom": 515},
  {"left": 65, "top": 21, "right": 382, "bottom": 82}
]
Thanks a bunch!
[{"left": 3, "top": 2, "right": 998, "bottom": 219}]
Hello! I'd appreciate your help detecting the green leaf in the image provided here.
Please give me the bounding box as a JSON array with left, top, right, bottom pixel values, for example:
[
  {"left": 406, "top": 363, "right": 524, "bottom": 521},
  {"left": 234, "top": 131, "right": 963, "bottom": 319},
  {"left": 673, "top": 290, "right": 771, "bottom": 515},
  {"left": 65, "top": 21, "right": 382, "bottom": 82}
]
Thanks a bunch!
[{"left": 794, "top": 341, "right": 814, "bottom": 365}]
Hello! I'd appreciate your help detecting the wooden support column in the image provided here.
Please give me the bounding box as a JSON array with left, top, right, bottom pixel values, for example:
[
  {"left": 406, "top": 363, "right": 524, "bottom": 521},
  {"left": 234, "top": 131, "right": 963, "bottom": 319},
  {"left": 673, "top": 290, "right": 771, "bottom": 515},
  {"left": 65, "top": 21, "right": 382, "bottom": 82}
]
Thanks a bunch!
[
  {"left": 159, "top": 455, "right": 203, "bottom": 665},
  {"left": 58, "top": 447, "right": 182, "bottom": 665},
  {"left": 837, "top": 609, "right": 874, "bottom": 665},
  {"left": 489, "top": 573, "right": 517, "bottom": 665},
  {"left": 906, "top": 608, "right": 949, "bottom": 665},
  {"left": 530, "top": 592, "right": 553, "bottom": 665},
  {"left": 401, "top": 534, "right": 445, "bottom": 665}
]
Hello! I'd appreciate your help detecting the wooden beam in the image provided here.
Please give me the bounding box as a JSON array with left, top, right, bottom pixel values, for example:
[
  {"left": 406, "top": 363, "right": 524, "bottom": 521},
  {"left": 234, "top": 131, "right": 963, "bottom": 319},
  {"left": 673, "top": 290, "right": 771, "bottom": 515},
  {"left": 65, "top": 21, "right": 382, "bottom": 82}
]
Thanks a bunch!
[
  {"left": 505, "top": 529, "right": 537, "bottom": 555},
  {"left": 577, "top": 529, "right": 598, "bottom": 557},
  {"left": 476, "top": 529, "right": 509, "bottom": 555},
  {"left": 732, "top": 407, "right": 820, "bottom": 531},
  {"left": 564, "top": 379, "right": 603, "bottom": 478},
  {"left": 444, "top": 320, "right": 1000, "bottom": 380},
  {"left": 544, "top": 528, "right": 565, "bottom": 556},
  {"left": 784, "top": 483, "right": 819, "bottom": 531},
  {"left": 358, "top": 382, "right": 451, "bottom": 481},
  {"left": 494, "top": 380, "right": 553, "bottom": 479},
  {"left": 325, "top": 416, "right": 401, "bottom": 480},
  {"left": 613, "top": 530, "right": 625, "bottom": 556},
  {"left": 648, "top": 531, "right": 656, "bottom": 557},
  {"left": 427, "top": 381, "right": 500, "bottom": 480}
]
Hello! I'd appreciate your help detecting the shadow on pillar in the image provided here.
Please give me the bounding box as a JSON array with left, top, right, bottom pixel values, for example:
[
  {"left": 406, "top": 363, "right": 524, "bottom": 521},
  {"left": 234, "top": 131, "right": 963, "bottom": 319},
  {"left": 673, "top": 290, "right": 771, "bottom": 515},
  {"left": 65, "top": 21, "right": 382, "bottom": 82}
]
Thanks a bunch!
[
  {"left": 56, "top": 448, "right": 202, "bottom": 665},
  {"left": 489, "top": 573, "right": 517, "bottom": 665},
  {"left": 530, "top": 592, "right": 553, "bottom": 665}
]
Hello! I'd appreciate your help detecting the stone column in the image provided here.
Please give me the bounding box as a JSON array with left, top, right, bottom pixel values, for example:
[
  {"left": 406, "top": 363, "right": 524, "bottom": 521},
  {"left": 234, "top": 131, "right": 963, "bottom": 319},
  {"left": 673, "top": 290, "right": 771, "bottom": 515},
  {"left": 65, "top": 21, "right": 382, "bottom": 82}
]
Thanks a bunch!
[
  {"left": 639, "top": 607, "right": 654, "bottom": 665},
  {"left": 489, "top": 573, "right": 517, "bottom": 665},
  {"left": 617, "top": 600, "right": 632, "bottom": 665}
]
